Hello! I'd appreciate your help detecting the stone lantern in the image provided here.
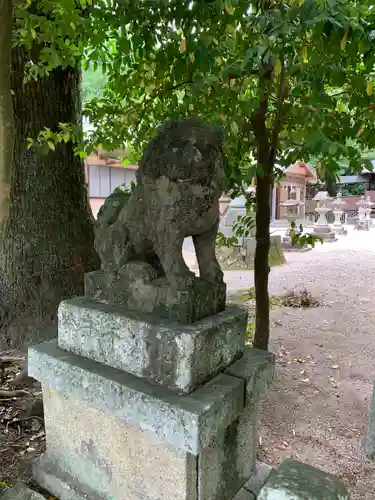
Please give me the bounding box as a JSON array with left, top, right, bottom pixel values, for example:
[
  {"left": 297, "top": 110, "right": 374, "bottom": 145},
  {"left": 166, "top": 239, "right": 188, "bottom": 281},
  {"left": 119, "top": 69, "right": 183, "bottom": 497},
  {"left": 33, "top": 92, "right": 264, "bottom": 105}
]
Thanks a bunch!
[
  {"left": 279, "top": 187, "right": 308, "bottom": 250},
  {"left": 355, "top": 196, "right": 370, "bottom": 230},
  {"left": 313, "top": 191, "right": 336, "bottom": 241},
  {"left": 331, "top": 193, "right": 347, "bottom": 235}
]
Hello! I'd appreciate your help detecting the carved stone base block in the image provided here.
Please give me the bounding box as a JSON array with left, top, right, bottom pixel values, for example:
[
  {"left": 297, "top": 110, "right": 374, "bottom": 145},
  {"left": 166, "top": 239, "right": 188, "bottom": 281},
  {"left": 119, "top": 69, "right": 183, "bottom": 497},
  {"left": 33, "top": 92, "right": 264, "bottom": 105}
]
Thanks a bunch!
[
  {"left": 332, "top": 224, "right": 347, "bottom": 235},
  {"left": 58, "top": 298, "right": 246, "bottom": 394},
  {"left": 354, "top": 220, "right": 370, "bottom": 231},
  {"left": 281, "top": 236, "right": 312, "bottom": 252},
  {"left": 29, "top": 341, "right": 275, "bottom": 500},
  {"left": 85, "top": 270, "right": 226, "bottom": 324},
  {"left": 313, "top": 225, "right": 337, "bottom": 241}
]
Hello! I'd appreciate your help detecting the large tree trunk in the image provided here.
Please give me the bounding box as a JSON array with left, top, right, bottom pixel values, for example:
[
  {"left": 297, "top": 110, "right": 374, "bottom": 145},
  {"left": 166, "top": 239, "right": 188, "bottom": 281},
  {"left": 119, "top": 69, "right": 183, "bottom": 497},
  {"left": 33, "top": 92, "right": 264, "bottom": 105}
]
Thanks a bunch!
[
  {"left": 0, "top": 45, "right": 100, "bottom": 348},
  {"left": 0, "top": 0, "right": 14, "bottom": 237}
]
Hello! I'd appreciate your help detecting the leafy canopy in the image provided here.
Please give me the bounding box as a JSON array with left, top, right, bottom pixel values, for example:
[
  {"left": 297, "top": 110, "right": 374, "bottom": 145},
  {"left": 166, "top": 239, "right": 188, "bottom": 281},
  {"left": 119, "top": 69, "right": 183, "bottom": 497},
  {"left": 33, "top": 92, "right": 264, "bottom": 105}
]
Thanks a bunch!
[
  {"left": 14, "top": 0, "right": 375, "bottom": 187},
  {"left": 82, "top": 0, "right": 375, "bottom": 188}
]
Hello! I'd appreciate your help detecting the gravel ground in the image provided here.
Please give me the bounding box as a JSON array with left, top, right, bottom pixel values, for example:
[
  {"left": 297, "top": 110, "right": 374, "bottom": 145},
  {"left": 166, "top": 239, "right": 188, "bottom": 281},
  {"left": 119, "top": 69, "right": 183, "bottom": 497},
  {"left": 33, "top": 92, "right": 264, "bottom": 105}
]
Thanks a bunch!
[{"left": 185, "top": 227, "right": 375, "bottom": 498}]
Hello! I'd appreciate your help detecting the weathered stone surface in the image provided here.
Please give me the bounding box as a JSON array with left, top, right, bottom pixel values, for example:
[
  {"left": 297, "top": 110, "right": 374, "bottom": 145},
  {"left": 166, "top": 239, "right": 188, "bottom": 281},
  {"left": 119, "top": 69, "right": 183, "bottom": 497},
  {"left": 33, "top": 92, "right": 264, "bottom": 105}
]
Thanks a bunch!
[
  {"left": 257, "top": 459, "right": 350, "bottom": 500},
  {"left": 199, "top": 400, "right": 259, "bottom": 500},
  {"left": 34, "top": 385, "right": 198, "bottom": 500},
  {"left": 95, "top": 117, "right": 226, "bottom": 293},
  {"left": 225, "top": 346, "right": 276, "bottom": 405},
  {"left": 231, "top": 489, "right": 256, "bottom": 500},
  {"left": 244, "top": 461, "right": 273, "bottom": 497},
  {"left": 216, "top": 236, "right": 285, "bottom": 270},
  {"left": 28, "top": 340, "right": 244, "bottom": 454},
  {"left": 194, "top": 348, "right": 275, "bottom": 499},
  {"left": 0, "top": 483, "right": 45, "bottom": 500},
  {"left": 33, "top": 459, "right": 93, "bottom": 500},
  {"left": 84, "top": 268, "right": 227, "bottom": 324},
  {"left": 281, "top": 236, "right": 313, "bottom": 252},
  {"left": 58, "top": 297, "right": 246, "bottom": 394}
]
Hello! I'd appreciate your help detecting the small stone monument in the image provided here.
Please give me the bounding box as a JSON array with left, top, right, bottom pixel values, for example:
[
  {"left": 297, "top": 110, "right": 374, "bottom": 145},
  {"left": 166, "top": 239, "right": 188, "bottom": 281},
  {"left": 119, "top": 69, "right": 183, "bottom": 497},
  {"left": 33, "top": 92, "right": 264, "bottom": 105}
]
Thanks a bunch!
[
  {"left": 279, "top": 188, "right": 310, "bottom": 252},
  {"left": 217, "top": 189, "right": 284, "bottom": 269},
  {"left": 313, "top": 191, "right": 337, "bottom": 241},
  {"left": 219, "top": 192, "right": 254, "bottom": 245},
  {"left": 28, "top": 118, "right": 275, "bottom": 500},
  {"left": 331, "top": 193, "right": 347, "bottom": 235},
  {"left": 355, "top": 196, "right": 370, "bottom": 230}
]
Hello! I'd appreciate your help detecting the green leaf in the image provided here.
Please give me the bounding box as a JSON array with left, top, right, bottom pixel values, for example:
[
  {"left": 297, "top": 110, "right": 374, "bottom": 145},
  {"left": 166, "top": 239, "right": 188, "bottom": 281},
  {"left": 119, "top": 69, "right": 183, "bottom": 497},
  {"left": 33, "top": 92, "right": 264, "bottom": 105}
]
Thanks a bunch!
[
  {"left": 274, "top": 58, "right": 282, "bottom": 77},
  {"left": 224, "top": 2, "right": 234, "bottom": 15},
  {"left": 340, "top": 28, "right": 349, "bottom": 51},
  {"left": 231, "top": 121, "right": 239, "bottom": 135}
]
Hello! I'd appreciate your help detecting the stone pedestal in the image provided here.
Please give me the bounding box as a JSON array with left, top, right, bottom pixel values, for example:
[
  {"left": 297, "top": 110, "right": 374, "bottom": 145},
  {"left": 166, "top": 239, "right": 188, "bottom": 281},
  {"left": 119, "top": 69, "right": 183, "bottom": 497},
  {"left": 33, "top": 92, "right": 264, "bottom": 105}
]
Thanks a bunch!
[
  {"left": 218, "top": 196, "right": 254, "bottom": 245},
  {"left": 281, "top": 225, "right": 312, "bottom": 252},
  {"left": 281, "top": 238, "right": 312, "bottom": 252},
  {"left": 216, "top": 236, "right": 285, "bottom": 270},
  {"left": 332, "top": 210, "right": 347, "bottom": 235},
  {"left": 312, "top": 195, "right": 337, "bottom": 242},
  {"left": 313, "top": 217, "right": 337, "bottom": 242},
  {"left": 355, "top": 206, "right": 369, "bottom": 230},
  {"left": 84, "top": 271, "right": 226, "bottom": 324},
  {"left": 29, "top": 282, "right": 275, "bottom": 500}
]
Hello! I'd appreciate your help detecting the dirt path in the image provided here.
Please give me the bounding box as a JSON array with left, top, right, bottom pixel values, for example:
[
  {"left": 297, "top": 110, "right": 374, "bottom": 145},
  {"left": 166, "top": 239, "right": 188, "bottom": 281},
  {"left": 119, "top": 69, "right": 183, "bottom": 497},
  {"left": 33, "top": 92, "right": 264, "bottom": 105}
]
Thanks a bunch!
[
  {"left": 214, "top": 229, "right": 375, "bottom": 499},
  {"left": 260, "top": 302, "right": 375, "bottom": 499},
  {"left": 186, "top": 229, "right": 375, "bottom": 498}
]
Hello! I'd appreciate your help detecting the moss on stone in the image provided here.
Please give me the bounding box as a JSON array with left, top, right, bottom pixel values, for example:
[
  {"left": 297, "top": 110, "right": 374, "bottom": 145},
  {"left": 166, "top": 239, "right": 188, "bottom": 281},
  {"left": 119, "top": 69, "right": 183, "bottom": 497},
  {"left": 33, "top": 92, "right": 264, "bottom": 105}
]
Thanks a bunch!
[{"left": 216, "top": 236, "right": 285, "bottom": 271}]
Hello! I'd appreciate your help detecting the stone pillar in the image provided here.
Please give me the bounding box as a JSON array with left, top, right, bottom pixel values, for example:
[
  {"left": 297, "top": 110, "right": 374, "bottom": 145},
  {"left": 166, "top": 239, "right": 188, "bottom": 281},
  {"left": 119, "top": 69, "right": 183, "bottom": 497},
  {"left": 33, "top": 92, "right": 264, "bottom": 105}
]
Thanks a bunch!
[
  {"left": 331, "top": 193, "right": 347, "bottom": 235},
  {"left": 29, "top": 277, "right": 275, "bottom": 500}
]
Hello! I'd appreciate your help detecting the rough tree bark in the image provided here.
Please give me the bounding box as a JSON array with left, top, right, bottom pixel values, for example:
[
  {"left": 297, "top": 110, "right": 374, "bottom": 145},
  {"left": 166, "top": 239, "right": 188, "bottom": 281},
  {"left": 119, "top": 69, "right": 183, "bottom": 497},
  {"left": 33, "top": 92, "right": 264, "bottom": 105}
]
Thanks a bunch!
[
  {"left": 0, "top": 0, "right": 14, "bottom": 237},
  {"left": 0, "top": 45, "right": 100, "bottom": 348},
  {"left": 254, "top": 167, "right": 271, "bottom": 351},
  {"left": 252, "top": 75, "right": 273, "bottom": 352}
]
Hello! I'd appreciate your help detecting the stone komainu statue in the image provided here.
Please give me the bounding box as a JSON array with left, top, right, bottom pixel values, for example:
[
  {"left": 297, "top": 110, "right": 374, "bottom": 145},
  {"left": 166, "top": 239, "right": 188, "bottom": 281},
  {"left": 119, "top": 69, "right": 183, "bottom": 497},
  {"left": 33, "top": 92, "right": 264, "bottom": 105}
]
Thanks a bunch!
[{"left": 95, "top": 117, "right": 226, "bottom": 289}]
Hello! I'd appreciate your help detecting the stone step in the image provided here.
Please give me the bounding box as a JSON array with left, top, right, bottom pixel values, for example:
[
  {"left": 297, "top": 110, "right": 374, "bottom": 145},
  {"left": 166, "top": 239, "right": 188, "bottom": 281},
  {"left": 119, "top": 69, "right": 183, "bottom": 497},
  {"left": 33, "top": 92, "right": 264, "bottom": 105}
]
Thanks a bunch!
[{"left": 257, "top": 459, "right": 350, "bottom": 500}]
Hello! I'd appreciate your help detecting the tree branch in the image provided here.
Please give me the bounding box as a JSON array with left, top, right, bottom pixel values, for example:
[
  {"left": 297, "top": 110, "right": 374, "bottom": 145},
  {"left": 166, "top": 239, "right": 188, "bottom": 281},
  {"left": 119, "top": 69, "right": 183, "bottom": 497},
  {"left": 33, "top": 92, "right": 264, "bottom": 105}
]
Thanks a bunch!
[
  {"left": 250, "top": 71, "right": 271, "bottom": 166},
  {"left": 136, "top": 79, "right": 193, "bottom": 132}
]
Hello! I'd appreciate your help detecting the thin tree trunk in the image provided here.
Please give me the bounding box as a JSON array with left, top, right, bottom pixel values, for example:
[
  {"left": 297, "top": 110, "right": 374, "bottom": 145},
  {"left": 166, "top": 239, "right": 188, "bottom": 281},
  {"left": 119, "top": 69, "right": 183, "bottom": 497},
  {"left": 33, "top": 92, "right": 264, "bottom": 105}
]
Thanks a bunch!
[
  {"left": 0, "top": 45, "right": 100, "bottom": 348},
  {"left": 252, "top": 75, "right": 272, "bottom": 351},
  {"left": 0, "top": 0, "right": 14, "bottom": 238},
  {"left": 253, "top": 168, "right": 271, "bottom": 350}
]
